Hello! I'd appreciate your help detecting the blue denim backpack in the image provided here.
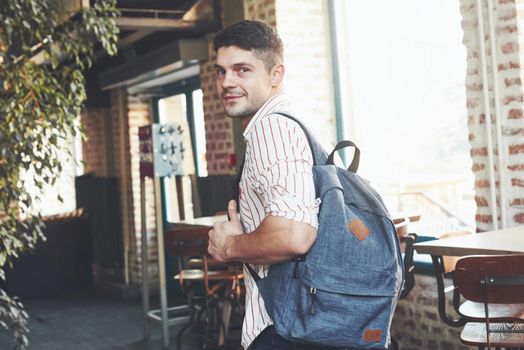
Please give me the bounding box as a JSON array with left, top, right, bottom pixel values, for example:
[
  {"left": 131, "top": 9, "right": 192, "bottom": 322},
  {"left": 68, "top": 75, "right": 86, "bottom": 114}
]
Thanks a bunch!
[{"left": 244, "top": 112, "right": 404, "bottom": 349}]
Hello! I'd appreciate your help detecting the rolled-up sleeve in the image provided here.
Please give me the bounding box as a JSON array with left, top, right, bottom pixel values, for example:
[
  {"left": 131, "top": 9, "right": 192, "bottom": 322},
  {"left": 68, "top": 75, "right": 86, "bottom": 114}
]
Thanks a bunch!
[{"left": 248, "top": 114, "right": 320, "bottom": 228}]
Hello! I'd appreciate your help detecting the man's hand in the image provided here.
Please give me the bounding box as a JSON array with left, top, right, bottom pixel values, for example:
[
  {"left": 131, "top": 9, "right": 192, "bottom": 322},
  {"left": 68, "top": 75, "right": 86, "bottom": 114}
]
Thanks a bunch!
[{"left": 208, "top": 199, "right": 244, "bottom": 262}]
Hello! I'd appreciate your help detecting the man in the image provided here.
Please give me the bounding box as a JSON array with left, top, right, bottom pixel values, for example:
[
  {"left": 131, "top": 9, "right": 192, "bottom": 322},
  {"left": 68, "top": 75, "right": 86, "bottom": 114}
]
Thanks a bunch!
[{"left": 207, "top": 20, "right": 342, "bottom": 350}]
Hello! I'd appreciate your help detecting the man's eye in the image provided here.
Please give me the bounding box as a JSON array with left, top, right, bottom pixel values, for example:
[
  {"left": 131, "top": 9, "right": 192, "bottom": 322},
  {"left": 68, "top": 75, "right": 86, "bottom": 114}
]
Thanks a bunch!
[
  {"left": 239, "top": 67, "right": 249, "bottom": 73},
  {"left": 216, "top": 68, "right": 225, "bottom": 76}
]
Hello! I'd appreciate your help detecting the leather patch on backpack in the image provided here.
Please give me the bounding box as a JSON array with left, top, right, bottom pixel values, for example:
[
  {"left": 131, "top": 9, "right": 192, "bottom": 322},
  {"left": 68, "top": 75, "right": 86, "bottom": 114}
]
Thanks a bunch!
[
  {"left": 363, "top": 329, "right": 382, "bottom": 342},
  {"left": 348, "top": 217, "right": 369, "bottom": 241}
]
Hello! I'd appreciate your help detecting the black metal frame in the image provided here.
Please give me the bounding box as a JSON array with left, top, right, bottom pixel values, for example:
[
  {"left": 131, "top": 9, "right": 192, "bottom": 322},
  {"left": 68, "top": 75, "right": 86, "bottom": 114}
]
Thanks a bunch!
[
  {"left": 400, "top": 233, "right": 417, "bottom": 299},
  {"left": 431, "top": 254, "right": 467, "bottom": 327}
]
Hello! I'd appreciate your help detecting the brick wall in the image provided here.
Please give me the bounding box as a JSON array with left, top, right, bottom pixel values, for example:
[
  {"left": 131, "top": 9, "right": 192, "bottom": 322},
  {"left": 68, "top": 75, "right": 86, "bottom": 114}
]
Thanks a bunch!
[
  {"left": 200, "top": 0, "right": 278, "bottom": 175},
  {"left": 513, "top": 0, "right": 524, "bottom": 223},
  {"left": 461, "top": 0, "right": 524, "bottom": 230},
  {"left": 110, "top": 89, "right": 125, "bottom": 180},
  {"left": 391, "top": 274, "right": 469, "bottom": 350},
  {"left": 201, "top": 0, "right": 337, "bottom": 175},
  {"left": 245, "top": 0, "right": 277, "bottom": 25},
  {"left": 245, "top": 0, "right": 337, "bottom": 145},
  {"left": 200, "top": 41, "right": 236, "bottom": 175},
  {"left": 126, "top": 93, "right": 158, "bottom": 285},
  {"left": 109, "top": 88, "right": 129, "bottom": 282},
  {"left": 81, "top": 108, "right": 110, "bottom": 176},
  {"left": 82, "top": 90, "right": 159, "bottom": 288},
  {"left": 275, "top": 0, "right": 337, "bottom": 145}
]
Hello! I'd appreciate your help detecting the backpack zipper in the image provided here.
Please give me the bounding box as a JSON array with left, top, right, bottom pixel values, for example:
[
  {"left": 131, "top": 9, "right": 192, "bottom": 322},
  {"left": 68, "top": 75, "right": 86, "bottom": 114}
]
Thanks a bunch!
[
  {"left": 308, "top": 287, "right": 317, "bottom": 315},
  {"left": 293, "top": 257, "right": 304, "bottom": 278}
]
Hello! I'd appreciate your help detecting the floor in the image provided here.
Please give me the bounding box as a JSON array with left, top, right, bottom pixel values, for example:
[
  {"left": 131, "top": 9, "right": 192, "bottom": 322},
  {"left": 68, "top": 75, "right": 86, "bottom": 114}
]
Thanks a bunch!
[{"left": 0, "top": 292, "right": 243, "bottom": 350}]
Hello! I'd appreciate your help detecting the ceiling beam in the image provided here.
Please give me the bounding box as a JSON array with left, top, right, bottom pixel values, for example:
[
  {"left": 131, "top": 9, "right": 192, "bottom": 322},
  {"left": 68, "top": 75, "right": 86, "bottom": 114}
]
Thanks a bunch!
[
  {"left": 114, "top": 17, "right": 199, "bottom": 31},
  {"left": 99, "top": 38, "right": 208, "bottom": 90},
  {"left": 117, "top": 30, "right": 155, "bottom": 50}
]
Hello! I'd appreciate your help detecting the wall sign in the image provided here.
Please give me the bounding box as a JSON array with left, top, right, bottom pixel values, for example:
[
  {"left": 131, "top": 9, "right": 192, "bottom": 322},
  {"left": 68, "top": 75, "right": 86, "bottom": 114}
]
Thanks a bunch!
[{"left": 139, "top": 123, "right": 187, "bottom": 178}]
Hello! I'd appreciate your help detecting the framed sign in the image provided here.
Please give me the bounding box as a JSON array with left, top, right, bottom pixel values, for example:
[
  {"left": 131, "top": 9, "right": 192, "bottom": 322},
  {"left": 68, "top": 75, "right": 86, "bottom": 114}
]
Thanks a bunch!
[{"left": 139, "top": 123, "right": 189, "bottom": 178}]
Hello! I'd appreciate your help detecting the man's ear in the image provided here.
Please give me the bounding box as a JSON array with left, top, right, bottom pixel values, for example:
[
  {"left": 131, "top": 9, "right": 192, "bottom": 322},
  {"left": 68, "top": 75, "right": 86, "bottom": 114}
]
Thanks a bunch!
[{"left": 271, "top": 64, "right": 285, "bottom": 87}]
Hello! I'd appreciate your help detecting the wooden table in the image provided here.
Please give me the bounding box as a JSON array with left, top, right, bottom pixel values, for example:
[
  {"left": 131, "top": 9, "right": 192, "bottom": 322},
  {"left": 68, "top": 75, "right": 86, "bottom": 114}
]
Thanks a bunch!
[
  {"left": 165, "top": 215, "right": 235, "bottom": 347},
  {"left": 413, "top": 225, "right": 524, "bottom": 340},
  {"left": 390, "top": 212, "right": 421, "bottom": 237},
  {"left": 179, "top": 214, "right": 228, "bottom": 227},
  {"left": 392, "top": 213, "right": 421, "bottom": 226},
  {"left": 414, "top": 225, "right": 524, "bottom": 256},
  {"left": 164, "top": 214, "right": 228, "bottom": 242}
]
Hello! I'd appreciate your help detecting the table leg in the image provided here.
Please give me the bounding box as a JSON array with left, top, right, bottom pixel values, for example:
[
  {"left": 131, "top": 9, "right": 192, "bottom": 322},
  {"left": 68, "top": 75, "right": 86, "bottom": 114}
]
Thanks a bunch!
[{"left": 217, "top": 299, "right": 232, "bottom": 346}]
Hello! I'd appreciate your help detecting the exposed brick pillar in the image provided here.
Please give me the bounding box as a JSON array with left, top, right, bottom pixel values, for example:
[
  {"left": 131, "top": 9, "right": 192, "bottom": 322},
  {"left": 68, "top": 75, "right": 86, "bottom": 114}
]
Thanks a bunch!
[
  {"left": 245, "top": 0, "right": 337, "bottom": 145},
  {"left": 461, "top": 0, "right": 524, "bottom": 230},
  {"left": 81, "top": 108, "right": 110, "bottom": 176},
  {"left": 275, "top": 0, "right": 337, "bottom": 145},
  {"left": 200, "top": 0, "right": 278, "bottom": 176},
  {"left": 513, "top": 0, "right": 524, "bottom": 223},
  {"left": 125, "top": 93, "right": 158, "bottom": 285},
  {"left": 245, "top": 0, "right": 277, "bottom": 25},
  {"left": 200, "top": 40, "right": 237, "bottom": 175},
  {"left": 109, "top": 88, "right": 135, "bottom": 287}
]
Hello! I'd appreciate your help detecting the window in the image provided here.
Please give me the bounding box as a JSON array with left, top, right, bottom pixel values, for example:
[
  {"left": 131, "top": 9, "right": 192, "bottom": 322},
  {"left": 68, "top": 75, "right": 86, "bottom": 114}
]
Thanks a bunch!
[
  {"left": 22, "top": 128, "right": 80, "bottom": 217},
  {"left": 156, "top": 77, "right": 206, "bottom": 222},
  {"left": 332, "top": 0, "right": 476, "bottom": 233}
]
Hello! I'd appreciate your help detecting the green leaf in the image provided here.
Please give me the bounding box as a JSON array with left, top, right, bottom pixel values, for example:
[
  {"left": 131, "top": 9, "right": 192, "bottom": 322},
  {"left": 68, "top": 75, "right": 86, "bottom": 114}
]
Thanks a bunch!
[{"left": 0, "top": 0, "right": 119, "bottom": 347}]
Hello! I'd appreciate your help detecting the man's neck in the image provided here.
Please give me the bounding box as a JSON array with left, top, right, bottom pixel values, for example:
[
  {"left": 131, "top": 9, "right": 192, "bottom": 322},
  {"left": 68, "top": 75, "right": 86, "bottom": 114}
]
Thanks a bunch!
[
  {"left": 242, "top": 90, "right": 284, "bottom": 129},
  {"left": 241, "top": 116, "right": 253, "bottom": 129}
]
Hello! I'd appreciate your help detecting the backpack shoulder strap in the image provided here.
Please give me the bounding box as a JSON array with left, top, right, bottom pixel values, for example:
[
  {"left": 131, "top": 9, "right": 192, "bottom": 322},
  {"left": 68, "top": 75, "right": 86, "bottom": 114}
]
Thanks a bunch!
[
  {"left": 272, "top": 112, "right": 360, "bottom": 172},
  {"left": 271, "top": 112, "right": 328, "bottom": 166}
]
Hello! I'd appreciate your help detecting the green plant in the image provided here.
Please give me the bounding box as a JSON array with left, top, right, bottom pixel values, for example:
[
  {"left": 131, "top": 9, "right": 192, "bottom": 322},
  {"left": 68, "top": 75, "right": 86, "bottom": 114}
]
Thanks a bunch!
[{"left": 0, "top": 0, "right": 119, "bottom": 347}]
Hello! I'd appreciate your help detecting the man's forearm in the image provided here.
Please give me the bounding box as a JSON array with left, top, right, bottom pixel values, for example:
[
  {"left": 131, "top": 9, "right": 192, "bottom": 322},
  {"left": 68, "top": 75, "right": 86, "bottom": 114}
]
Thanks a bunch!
[{"left": 225, "top": 215, "right": 317, "bottom": 265}]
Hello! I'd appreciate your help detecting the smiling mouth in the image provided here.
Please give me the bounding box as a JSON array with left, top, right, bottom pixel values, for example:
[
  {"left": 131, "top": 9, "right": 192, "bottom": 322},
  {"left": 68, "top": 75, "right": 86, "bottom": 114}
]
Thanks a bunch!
[
  {"left": 223, "top": 95, "right": 243, "bottom": 100},
  {"left": 223, "top": 95, "right": 244, "bottom": 105}
]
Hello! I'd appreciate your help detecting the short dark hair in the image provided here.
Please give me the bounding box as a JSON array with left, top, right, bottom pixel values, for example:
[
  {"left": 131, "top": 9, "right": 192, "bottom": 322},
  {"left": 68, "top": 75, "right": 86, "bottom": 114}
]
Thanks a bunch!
[{"left": 213, "top": 20, "right": 283, "bottom": 71}]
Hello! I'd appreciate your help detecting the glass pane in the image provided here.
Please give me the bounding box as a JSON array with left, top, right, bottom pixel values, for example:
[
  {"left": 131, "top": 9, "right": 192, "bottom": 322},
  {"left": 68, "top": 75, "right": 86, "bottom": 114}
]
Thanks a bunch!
[
  {"left": 336, "top": 0, "right": 476, "bottom": 232},
  {"left": 158, "top": 94, "right": 195, "bottom": 222}
]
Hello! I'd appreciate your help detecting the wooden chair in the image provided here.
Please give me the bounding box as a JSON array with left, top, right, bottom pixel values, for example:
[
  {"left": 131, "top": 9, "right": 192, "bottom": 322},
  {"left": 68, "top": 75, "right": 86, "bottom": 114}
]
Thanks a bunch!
[
  {"left": 431, "top": 231, "right": 524, "bottom": 330},
  {"left": 186, "top": 212, "right": 231, "bottom": 270},
  {"left": 166, "top": 224, "right": 243, "bottom": 350},
  {"left": 455, "top": 254, "right": 524, "bottom": 348}
]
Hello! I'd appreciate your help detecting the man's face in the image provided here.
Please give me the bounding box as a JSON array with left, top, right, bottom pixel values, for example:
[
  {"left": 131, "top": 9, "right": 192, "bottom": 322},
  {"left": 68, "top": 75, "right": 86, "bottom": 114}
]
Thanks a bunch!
[{"left": 215, "top": 46, "right": 275, "bottom": 121}]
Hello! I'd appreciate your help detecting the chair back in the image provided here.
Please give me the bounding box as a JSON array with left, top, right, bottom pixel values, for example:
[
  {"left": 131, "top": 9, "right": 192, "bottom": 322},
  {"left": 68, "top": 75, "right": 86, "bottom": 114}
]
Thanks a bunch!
[
  {"left": 455, "top": 254, "right": 524, "bottom": 304},
  {"left": 166, "top": 224, "right": 209, "bottom": 256}
]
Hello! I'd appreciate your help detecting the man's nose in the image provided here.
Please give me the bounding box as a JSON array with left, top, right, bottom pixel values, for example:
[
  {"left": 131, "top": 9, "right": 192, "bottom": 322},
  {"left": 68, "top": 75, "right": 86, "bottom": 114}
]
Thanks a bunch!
[{"left": 221, "top": 71, "right": 236, "bottom": 88}]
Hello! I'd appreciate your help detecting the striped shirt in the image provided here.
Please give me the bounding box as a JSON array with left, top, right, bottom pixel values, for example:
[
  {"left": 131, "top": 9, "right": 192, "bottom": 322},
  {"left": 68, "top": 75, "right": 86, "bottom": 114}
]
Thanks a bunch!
[{"left": 239, "top": 93, "right": 320, "bottom": 349}]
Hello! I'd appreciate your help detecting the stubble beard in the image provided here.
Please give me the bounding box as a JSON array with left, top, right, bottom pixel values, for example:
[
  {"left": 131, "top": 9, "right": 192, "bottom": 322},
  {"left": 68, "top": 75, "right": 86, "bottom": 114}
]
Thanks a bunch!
[{"left": 223, "top": 100, "right": 257, "bottom": 121}]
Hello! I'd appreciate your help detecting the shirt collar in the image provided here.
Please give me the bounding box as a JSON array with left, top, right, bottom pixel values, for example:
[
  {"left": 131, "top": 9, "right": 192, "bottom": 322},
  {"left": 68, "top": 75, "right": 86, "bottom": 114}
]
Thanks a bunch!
[{"left": 243, "top": 93, "right": 291, "bottom": 139}]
